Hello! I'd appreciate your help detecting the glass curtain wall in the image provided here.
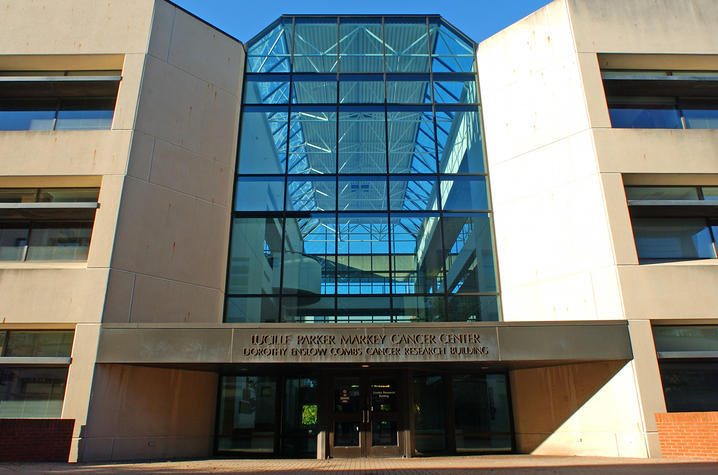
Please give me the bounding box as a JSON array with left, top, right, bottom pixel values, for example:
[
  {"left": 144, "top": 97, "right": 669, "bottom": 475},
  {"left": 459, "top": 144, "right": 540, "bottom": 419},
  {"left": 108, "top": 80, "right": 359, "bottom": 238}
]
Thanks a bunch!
[{"left": 227, "top": 16, "right": 500, "bottom": 323}]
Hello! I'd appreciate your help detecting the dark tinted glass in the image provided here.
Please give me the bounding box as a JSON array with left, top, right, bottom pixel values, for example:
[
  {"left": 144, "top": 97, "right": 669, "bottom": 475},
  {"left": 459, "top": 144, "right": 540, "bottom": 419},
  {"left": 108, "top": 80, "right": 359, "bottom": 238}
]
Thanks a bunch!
[
  {"left": 442, "top": 213, "right": 497, "bottom": 293},
  {"left": 659, "top": 361, "right": 718, "bottom": 412},
  {"left": 413, "top": 375, "right": 446, "bottom": 453},
  {"left": 282, "top": 378, "right": 319, "bottom": 457},
  {"left": 216, "top": 376, "right": 277, "bottom": 453},
  {"left": 227, "top": 217, "right": 283, "bottom": 295},
  {"left": 26, "top": 221, "right": 92, "bottom": 261},
  {"left": 633, "top": 218, "right": 715, "bottom": 261},
  {"left": 609, "top": 105, "right": 682, "bottom": 128},
  {"left": 453, "top": 374, "right": 512, "bottom": 452},
  {"left": 4, "top": 331, "right": 74, "bottom": 357},
  {"left": 447, "top": 295, "right": 499, "bottom": 322},
  {"left": 0, "top": 367, "right": 68, "bottom": 418}
]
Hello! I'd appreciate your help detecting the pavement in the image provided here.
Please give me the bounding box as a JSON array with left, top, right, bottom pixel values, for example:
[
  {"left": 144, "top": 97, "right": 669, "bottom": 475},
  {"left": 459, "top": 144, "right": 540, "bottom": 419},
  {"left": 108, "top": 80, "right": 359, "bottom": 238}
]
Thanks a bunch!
[{"left": 1, "top": 456, "right": 718, "bottom": 474}]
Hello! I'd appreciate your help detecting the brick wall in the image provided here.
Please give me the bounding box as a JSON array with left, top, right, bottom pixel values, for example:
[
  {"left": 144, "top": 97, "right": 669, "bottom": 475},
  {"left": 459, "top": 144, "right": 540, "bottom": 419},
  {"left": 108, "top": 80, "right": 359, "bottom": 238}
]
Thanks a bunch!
[
  {"left": 655, "top": 412, "right": 718, "bottom": 460},
  {"left": 0, "top": 419, "right": 75, "bottom": 462}
]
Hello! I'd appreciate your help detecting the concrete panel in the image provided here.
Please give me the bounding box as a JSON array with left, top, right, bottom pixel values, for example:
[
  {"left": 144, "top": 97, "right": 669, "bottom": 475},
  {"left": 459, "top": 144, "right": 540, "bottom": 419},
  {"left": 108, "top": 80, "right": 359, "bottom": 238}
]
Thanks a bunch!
[
  {"left": 619, "top": 264, "right": 718, "bottom": 319},
  {"left": 147, "top": 0, "right": 175, "bottom": 61},
  {"left": 112, "top": 53, "right": 146, "bottom": 132},
  {"left": 0, "top": 268, "right": 108, "bottom": 324},
  {"left": 594, "top": 129, "right": 718, "bottom": 174},
  {"left": 128, "top": 273, "right": 223, "bottom": 324},
  {"left": 101, "top": 270, "right": 135, "bottom": 324},
  {"left": 600, "top": 173, "right": 638, "bottom": 266},
  {"left": 62, "top": 323, "right": 101, "bottom": 462},
  {"left": 111, "top": 176, "right": 230, "bottom": 289},
  {"left": 126, "top": 132, "right": 155, "bottom": 181},
  {"left": 149, "top": 137, "right": 234, "bottom": 206},
  {"left": 166, "top": 7, "right": 245, "bottom": 94},
  {"left": 568, "top": 0, "right": 718, "bottom": 54},
  {"left": 0, "top": 130, "right": 131, "bottom": 177},
  {"left": 86, "top": 174, "right": 124, "bottom": 269},
  {"left": 81, "top": 365, "right": 217, "bottom": 462},
  {"left": 627, "top": 320, "right": 666, "bottom": 438},
  {"left": 0, "top": 0, "right": 154, "bottom": 55},
  {"left": 577, "top": 52, "right": 611, "bottom": 129}
]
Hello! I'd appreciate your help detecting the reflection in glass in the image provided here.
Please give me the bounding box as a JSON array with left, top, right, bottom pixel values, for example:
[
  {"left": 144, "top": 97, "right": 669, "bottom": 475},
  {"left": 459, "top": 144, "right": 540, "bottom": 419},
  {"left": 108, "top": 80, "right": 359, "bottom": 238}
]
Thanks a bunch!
[
  {"left": 216, "top": 376, "right": 277, "bottom": 453},
  {"left": 683, "top": 107, "right": 718, "bottom": 129},
  {"left": 447, "top": 295, "right": 500, "bottom": 322},
  {"left": 0, "top": 225, "right": 28, "bottom": 261},
  {"left": 413, "top": 375, "right": 446, "bottom": 453},
  {"left": 442, "top": 213, "right": 496, "bottom": 293},
  {"left": 609, "top": 105, "right": 682, "bottom": 128},
  {"left": 441, "top": 177, "right": 489, "bottom": 211},
  {"left": 235, "top": 176, "right": 285, "bottom": 211},
  {"left": 337, "top": 214, "right": 390, "bottom": 295},
  {"left": 0, "top": 367, "right": 68, "bottom": 418},
  {"left": 334, "top": 422, "right": 360, "bottom": 446},
  {"left": 338, "top": 109, "right": 386, "bottom": 173},
  {"left": 659, "top": 361, "right": 718, "bottom": 412},
  {"left": 26, "top": 222, "right": 92, "bottom": 261},
  {"left": 372, "top": 420, "right": 398, "bottom": 446},
  {"left": 389, "top": 177, "right": 438, "bottom": 211},
  {"left": 294, "top": 19, "right": 338, "bottom": 73},
  {"left": 282, "top": 378, "right": 319, "bottom": 457},
  {"left": 392, "top": 295, "right": 445, "bottom": 322},
  {"left": 287, "top": 214, "right": 336, "bottom": 295},
  {"left": 429, "top": 20, "right": 475, "bottom": 73},
  {"left": 703, "top": 187, "right": 718, "bottom": 200},
  {"left": 652, "top": 325, "right": 718, "bottom": 353},
  {"left": 238, "top": 109, "right": 288, "bottom": 174},
  {"left": 633, "top": 218, "right": 716, "bottom": 261},
  {"left": 625, "top": 186, "right": 699, "bottom": 201},
  {"left": 336, "top": 296, "right": 392, "bottom": 322},
  {"left": 3, "top": 331, "right": 74, "bottom": 357},
  {"left": 227, "top": 217, "right": 283, "bottom": 295},
  {"left": 436, "top": 108, "right": 484, "bottom": 173},
  {"left": 244, "top": 75, "right": 290, "bottom": 105},
  {"left": 433, "top": 76, "right": 478, "bottom": 103},
  {"left": 282, "top": 296, "right": 336, "bottom": 323},
  {"left": 340, "top": 75, "right": 384, "bottom": 103},
  {"left": 390, "top": 214, "right": 444, "bottom": 294},
  {"left": 0, "top": 100, "right": 56, "bottom": 130},
  {"left": 339, "top": 176, "right": 387, "bottom": 210},
  {"left": 453, "top": 374, "right": 512, "bottom": 452},
  {"left": 384, "top": 19, "right": 429, "bottom": 73},
  {"left": 292, "top": 76, "right": 337, "bottom": 104},
  {"left": 288, "top": 109, "right": 336, "bottom": 174},
  {"left": 386, "top": 75, "right": 432, "bottom": 104},
  {"left": 339, "top": 19, "right": 383, "bottom": 72},
  {"left": 225, "top": 296, "right": 280, "bottom": 323},
  {"left": 335, "top": 381, "right": 361, "bottom": 412},
  {"left": 387, "top": 109, "right": 437, "bottom": 173},
  {"left": 287, "top": 176, "right": 336, "bottom": 212},
  {"left": 54, "top": 99, "right": 114, "bottom": 130},
  {"left": 247, "top": 20, "right": 291, "bottom": 73}
]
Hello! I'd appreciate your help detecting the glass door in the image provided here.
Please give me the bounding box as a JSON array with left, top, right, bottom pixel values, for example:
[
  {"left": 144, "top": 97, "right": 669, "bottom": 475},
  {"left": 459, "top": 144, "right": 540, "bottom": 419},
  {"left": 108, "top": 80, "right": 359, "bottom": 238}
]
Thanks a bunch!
[
  {"left": 330, "top": 378, "right": 364, "bottom": 457},
  {"left": 367, "top": 379, "right": 402, "bottom": 456}
]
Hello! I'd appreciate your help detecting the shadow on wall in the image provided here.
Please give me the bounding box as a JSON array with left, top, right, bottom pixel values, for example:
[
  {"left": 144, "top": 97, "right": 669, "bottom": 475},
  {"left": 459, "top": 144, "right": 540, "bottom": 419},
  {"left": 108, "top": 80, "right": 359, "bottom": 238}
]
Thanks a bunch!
[{"left": 509, "top": 360, "right": 629, "bottom": 453}]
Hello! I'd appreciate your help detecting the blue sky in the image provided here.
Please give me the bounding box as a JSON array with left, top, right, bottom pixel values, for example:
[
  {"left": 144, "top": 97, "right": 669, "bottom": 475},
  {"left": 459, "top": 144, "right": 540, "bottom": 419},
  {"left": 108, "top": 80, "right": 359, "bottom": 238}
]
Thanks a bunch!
[{"left": 172, "top": 0, "right": 553, "bottom": 44}]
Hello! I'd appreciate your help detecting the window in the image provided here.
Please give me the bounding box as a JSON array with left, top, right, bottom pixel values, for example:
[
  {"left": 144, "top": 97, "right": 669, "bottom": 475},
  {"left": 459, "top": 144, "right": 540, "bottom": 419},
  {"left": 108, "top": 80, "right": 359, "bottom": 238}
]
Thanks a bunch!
[
  {"left": 626, "top": 185, "right": 718, "bottom": 262},
  {"left": 227, "top": 16, "right": 499, "bottom": 323},
  {"left": 653, "top": 325, "right": 718, "bottom": 412},
  {"left": 604, "top": 70, "right": 718, "bottom": 129},
  {"left": 0, "top": 330, "right": 73, "bottom": 418},
  {"left": 0, "top": 187, "right": 99, "bottom": 262},
  {"left": 0, "top": 70, "right": 120, "bottom": 131}
]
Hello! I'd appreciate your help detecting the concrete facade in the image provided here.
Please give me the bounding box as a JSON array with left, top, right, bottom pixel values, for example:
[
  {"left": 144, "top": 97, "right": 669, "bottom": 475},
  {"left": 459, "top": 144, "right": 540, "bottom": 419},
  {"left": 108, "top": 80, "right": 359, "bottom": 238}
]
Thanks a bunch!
[{"left": 0, "top": 0, "right": 715, "bottom": 463}]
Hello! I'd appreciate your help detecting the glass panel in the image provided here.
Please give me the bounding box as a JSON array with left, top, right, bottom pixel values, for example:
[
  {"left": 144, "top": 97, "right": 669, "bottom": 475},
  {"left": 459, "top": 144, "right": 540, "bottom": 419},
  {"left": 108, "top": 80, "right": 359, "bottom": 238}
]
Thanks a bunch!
[
  {"left": 683, "top": 107, "right": 718, "bottom": 129},
  {"left": 436, "top": 108, "right": 484, "bottom": 174},
  {"left": 702, "top": 187, "right": 718, "bottom": 200},
  {"left": 282, "top": 378, "right": 319, "bottom": 457},
  {"left": 336, "top": 296, "right": 392, "bottom": 322},
  {"left": 286, "top": 214, "right": 336, "bottom": 295},
  {"left": 0, "top": 99, "right": 56, "bottom": 130},
  {"left": 390, "top": 214, "right": 444, "bottom": 294},
  {"left": 433, "top": 77, "right": 478, "bottom": 104},
  {"left": 0, "top": 188, "right": 38, "bottom": 203},
  {"left": 286, "top": 176, "right": 336, "bottom": 212},
  {"left": 0, "top": 331, "right": 5, "bottom": 356},
  {"left": 453, "top": 374, "right": 512, "bottom": 452},
  {"left": 633, "top": 218, "right": 716, "bottom": 261},
  {"left": 216, "top": 376, "right": 277, "bottom": 453},
  {"left": 244, "top": 75, "right": 290, "bottom": 105},
  {"left": 384, "top": 19, "right": 430, "bottom": 73},
  {"left": 338, "top": 108, "right": 386, "bottom": 174},
  {"left": 386, "top": 74, "right": 432, "bottom": 104},
  {"left": 372, "top": 420, "right": 398, "bottom": 446},
  {"left": 225, "top": 296, "right": 280, "bottom": 323},
  {"left": 443, "top": 213, "right": 497, "bottom": 293},
  {"left": 292, "top": 76, "right": 337, "bottom": 104},
  {"left": 441, "top": 177, "right": 488, "bottom": 211},
  {"left": 429, "top": 20, "right": 476, "bottom": 73},
  {"left": 339, "top": 18, "right": 383, "bottom": 73},
  {"left": 371, "top": 381, "right": 397, "bottom": 412},
  {"left": 338, "top": 176, "right": 386, "bottom": 210},
  {"left": 447, "top": 295, "right": 500, "bottom": 322},
  {"left": 389, "top": 177, "right": 438, "bottom": 211},
  {"left": 55, "top": 98, "right": 114, "bottom": 130},
  {"left": 293, "top": 19, "right": 338, "bottom": 73},
  {"left": 26, "top": 222, "right": 92, "bottom": 261},
  {"left": 288, "top": 108, "right": 336, "bottom": 174},
  {"left": 4, "top": 331, "right": 74, "bottom": 357},
  {"left": 0, "top": 225, "right": 28, "bottom": 261},
  {"left": 227, "top": 217, "right": 283, "bottom": 295},
  {"left": 653, "top": 325, "right": 718, "bottom": 352},
  {"left": 339, "top": 75, "right": 384, "bottom": 103},
  {"left": 337, "top": 214, "right": 390, "bottom": 295},
  {"left": 334, "top": 381, "right": 361, "bottom": 412},
  {"left": 237, "top": 109, "right": 288, "bottom": 174},
  {"left": 387, "top": 108, "right": 437, "bottom": 173},
  {"left": 235, "top": 176, "right": 285, "bottom": 211},
  {"left": 334, "top": 422, "right": 360, "bottom": 446},
  {"left": 247, "top": 19, "right": 291, "bottom": 73},
  {"left": 413, "top": 375, "right": 446, "bottom": 453},
  {"left": 659, "top": 361, "right": 718, "bottom": 412},
  {"left": 282, "top": 296, "right": 336, "bottom": 323},
  {"left": 392, "top": 295, "right": 446, "bottom": 322},
  {"left": 0, "top": 367, "right": 68, "bottom": 418},
  {"left": 608, "top": 105, "right": 682, "bottom": 128},
  {"left": 37, "top": 188, "right": 99, "bottom": 202},
  {"left": 625, "top": 186, "right": 699, "bottom": 201}
]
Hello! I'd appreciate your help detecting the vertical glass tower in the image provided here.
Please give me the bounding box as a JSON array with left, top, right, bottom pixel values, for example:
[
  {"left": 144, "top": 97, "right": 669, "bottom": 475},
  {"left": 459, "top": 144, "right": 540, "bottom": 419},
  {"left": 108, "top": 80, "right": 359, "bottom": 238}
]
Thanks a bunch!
[{"left": 226, "top": 15, "right": 499, "bottom": 323}]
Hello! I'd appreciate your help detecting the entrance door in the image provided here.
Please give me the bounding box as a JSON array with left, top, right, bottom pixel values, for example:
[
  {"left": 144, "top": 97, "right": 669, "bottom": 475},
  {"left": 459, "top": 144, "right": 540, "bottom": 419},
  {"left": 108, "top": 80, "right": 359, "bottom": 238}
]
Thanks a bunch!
[{"left": 329, "top": 376, "right": 403, "bottom": 457}]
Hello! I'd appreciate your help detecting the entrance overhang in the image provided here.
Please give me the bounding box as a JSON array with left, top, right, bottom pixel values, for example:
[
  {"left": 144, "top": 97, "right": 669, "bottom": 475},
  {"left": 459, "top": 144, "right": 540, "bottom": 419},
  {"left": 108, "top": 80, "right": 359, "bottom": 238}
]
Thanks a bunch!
[{"left": 96, "top": 321, "right": 632, "bottom": 368}]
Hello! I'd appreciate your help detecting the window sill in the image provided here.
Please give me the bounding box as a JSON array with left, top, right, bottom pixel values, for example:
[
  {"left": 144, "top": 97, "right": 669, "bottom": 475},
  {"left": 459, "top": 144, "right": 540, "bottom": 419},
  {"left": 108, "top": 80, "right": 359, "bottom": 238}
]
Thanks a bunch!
[{"left": 636, "top": 258, "right": 718, "bottom": 266}]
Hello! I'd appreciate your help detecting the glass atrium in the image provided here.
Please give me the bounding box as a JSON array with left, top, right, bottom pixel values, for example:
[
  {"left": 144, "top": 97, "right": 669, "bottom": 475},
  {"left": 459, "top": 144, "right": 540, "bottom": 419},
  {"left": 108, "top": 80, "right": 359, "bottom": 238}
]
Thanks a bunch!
[{"left": 226, "top": 16, "right": 499, "bottom": 323}]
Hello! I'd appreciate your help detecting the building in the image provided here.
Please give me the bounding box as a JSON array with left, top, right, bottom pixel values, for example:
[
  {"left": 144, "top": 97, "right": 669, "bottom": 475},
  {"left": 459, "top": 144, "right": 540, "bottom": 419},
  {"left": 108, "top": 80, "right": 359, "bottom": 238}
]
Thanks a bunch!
[{"left": 0, "top": 0, "right": 715, "bottom": 463}]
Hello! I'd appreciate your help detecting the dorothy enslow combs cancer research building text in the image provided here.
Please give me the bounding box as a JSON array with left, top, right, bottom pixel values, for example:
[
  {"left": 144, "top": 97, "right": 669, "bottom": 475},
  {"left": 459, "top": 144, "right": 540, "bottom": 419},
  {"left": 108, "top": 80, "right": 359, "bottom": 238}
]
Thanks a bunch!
[{"left": 0, "top": 0, "right": 717, "bottom": 463}]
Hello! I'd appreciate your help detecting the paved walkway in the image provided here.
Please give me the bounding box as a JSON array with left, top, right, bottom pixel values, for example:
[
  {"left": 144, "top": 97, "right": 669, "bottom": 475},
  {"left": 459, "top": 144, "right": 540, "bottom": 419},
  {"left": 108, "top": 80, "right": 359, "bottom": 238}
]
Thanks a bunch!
[{"left": 1, "top": 456, "right": 718, "bottom": 474}]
